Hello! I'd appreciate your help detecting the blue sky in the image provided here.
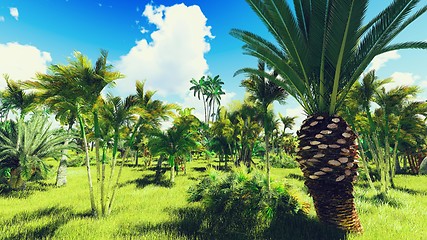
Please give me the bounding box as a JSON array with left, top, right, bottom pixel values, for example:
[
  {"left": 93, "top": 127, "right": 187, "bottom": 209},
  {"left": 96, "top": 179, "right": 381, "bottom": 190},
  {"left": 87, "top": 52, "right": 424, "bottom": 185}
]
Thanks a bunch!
[{"left": 1, "top": 0, "right": 427, "bottom": 129}]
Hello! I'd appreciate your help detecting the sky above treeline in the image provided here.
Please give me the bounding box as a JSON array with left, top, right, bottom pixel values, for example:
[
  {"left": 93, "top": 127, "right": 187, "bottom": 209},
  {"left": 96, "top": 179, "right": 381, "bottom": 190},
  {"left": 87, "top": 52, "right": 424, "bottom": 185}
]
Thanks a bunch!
[{"left": 1, "top": 0, "right": 427, "bottom": 130}]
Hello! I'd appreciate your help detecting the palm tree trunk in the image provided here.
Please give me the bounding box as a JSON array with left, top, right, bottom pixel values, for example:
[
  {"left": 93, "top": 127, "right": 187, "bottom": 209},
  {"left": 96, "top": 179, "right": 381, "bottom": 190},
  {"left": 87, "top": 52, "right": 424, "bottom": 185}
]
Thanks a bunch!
[
  {"left": 134, "top": 150, "right": 139, "bottom": 167},
  {"left": 107, "top": 147, "right": 130, "bottom": 215},
  {"left": 297, "top": 115, "right": 362, "bottom": 233},
  {"left": 101, "top": 144, "right": 107, "bottom": 215},
  {"left": 55, "top": 125, "right": 73, "bottom": 187},
  {"left": 9, "top": 168, "right": 24, "bottom": 190},
  {"left": 78, "top": 111, "right": 98, "bottom": 217},
  {"left": 107, "top": 129, "right": 119, "bottom": 196},
  {"left": 170, "top": 161, "right": 175, "bottom": 183},
  {"left": 108, "top": 119, "right": 141, "bottom": 215},
  {"left": 202, "top": 95, "right": 208, "bottom": 124},
  {"left": 94, "top": 111, "right": 101, "bottom": 185},
  {"left": 357, "top": 138, "right": 376, "bottom": 192}
]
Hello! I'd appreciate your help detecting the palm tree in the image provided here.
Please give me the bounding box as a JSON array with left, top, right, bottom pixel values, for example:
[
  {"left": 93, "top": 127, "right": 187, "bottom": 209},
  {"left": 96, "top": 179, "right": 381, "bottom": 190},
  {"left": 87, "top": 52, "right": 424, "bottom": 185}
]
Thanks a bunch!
[
  {"left": 231, "top": 0, "right": 427, "bottom": 232},
  {"left": 206, "top": 75, "right": 225, "bottom": 122},
  {"left": 278, "top": 114, "right": 296, "bottom": 135},
  {"left": 26, "top": 69, "right": 79, "bottom": 187},
  {"left": 148, "top": 120, "right": 199, "bottom": 183},
  {"left": 373, "top": 85, "right": 419, "bottom": 191},
  {"left": 241, "top": 61, "right": 287, "bottom": 190},
  {"left": 190, "top": 76, "right": 209, "bottom": 123},
  {"left": 107, "top": 80, "right": 176, "bottom": 214},
  {"left": 29, "top": 50, "right": 123, "bottom": 216},
  {"left": 354, "top": 70, "right": 392, "bottom": 134},
  {"left": 1, "top": 75, "right": 36, "bottom": 119},
  {"left": 397, "top": 101, "right": 427, "bottom": 174},
  {"left": 0, "top": 113, "right": 75, "bottom": 189},
  {"left": 98, "top": 94, "right": 134, "bottom": 215}
]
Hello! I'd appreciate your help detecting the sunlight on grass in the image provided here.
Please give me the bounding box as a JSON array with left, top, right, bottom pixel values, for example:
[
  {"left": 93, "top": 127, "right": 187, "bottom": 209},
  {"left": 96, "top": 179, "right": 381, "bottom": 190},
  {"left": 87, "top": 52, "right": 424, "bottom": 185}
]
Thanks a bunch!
[{"left": 1, "top": 158, "right": 426, "bottom": 239}]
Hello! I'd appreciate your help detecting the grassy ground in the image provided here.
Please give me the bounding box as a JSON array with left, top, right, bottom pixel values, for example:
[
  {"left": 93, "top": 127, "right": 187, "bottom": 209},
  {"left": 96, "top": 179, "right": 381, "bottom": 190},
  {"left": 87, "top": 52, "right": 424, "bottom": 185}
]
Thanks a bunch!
[{"left": 1, "top": 158, "right": 426, "bottom": 240}]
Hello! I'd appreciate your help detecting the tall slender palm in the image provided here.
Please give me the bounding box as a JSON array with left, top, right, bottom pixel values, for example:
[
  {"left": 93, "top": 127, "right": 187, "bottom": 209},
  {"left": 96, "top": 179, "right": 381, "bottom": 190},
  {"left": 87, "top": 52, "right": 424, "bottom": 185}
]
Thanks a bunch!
[
  {"left": 206, "top": 75, "right": 225, "bottom": 122},
  {"left": 373, "top": 85, "right": 419, "bottom": 190},
  {"left": 107, "top": 80, "right": 175, "bottom": 214},
  {"left": 231, "top": 0, "right": 427, "bottom": 232},
  {"left": 98, "top": 94, "right": 134, "bottom": 215},
  {"left": 354, "top": 70, "right": 392, "bottom": 134},
  {"left": 29, "top": 50, "right": 123, "bottom": 217},
  {"left": 278, "top": 113, "right": 296, "bottom": 135},
  {"left": 241, "top": 61, "right": 287, "bottom": 190},
  {"left": 190, "top": 76, "right": 209, "bottom": 123}
]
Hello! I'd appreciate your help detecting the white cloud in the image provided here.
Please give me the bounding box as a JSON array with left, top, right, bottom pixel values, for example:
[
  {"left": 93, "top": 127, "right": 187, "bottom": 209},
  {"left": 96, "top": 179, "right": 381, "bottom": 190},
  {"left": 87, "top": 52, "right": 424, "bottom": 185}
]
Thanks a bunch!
[
  {"left": 383, "top": 72, "right": 420, "bottom": 92},
  {"left": 284, "top": 106, "right": 305, "bottom": 133},
  {"left": 140, "top": 27, "right": 148, "bottom": 34},
  {"left": 115, "top": 3, "right": 214, "bottom": 98},
  {"left": 0, "top": 16, "right": 4, "bottom": 22},
  {"left": 9, "top": 7, "right": 19, "bottom": 21},
  {"left": 368, "top": 50, "right": 400, "bottom": 72},
  {"left": 0, "top": 42, "right": 52, "bottom": 90}
]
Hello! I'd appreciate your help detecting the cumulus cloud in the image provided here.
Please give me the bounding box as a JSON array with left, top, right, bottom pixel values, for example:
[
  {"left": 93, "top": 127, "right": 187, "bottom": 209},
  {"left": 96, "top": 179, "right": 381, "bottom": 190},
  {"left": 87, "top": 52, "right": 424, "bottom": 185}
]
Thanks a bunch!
[
  {"left": 368, "top": 50, "right": 400, "bottom": 72},
  {"left": 383, "top": 72, "right": 420, "bottom": 92},
  {"left": 0, "top": 42, "right": 52, "bottom": 90},
  {"left": 9, "top": 7, "right": 19, "bottom": 21},
  {"left": 0, "top": 16, "right": 4, "bottom": 22},
  {"left": 115, "top": 3, "right": 214, "bottom": 98}
]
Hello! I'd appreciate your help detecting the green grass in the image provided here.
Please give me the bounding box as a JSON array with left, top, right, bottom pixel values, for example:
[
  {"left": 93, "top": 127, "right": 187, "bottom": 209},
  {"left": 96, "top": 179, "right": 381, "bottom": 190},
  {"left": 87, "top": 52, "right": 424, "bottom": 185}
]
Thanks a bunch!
[{"left": 1, "top": 157, "right": 427, "bottom": 239}]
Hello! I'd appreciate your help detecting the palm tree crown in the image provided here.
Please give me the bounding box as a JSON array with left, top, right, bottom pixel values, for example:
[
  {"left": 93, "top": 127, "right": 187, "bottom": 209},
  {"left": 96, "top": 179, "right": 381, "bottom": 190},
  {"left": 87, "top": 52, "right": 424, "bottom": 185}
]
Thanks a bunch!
[{"left": 231, "top": 0, "right": 427, "bottom": 115}]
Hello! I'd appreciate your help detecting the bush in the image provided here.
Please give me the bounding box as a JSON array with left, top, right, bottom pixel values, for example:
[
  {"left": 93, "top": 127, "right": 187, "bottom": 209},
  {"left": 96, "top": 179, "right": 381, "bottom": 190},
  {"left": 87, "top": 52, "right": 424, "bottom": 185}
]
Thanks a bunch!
[
  {"left": 67, "top": 156, "right": 84, "bottom": 167},
  {"left": 188, "top": 168, "right": 306, "bottom": 238},
  {"left": 269, "top": 153, "right": 298, "bottom": 168}
]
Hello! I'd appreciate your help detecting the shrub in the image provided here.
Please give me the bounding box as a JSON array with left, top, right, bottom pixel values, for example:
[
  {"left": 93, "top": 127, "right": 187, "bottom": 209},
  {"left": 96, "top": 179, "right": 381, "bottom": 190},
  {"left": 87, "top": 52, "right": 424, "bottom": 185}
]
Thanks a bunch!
[
  {"left": 67, "top": 156, "right": 84, "bottom": 167},
  {"left": 188, "top": 168, "right": 306, "bottom": 238},
  {"left": 269, "top": 153, "right": 298, "bottom": 168}
]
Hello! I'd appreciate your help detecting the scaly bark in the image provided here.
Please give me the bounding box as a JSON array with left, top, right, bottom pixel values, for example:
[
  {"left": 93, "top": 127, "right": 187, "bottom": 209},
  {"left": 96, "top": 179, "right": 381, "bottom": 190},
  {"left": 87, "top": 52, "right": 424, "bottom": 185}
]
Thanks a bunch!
[{"left": 297, "top": 114, "right": 362, "bottom": 233}]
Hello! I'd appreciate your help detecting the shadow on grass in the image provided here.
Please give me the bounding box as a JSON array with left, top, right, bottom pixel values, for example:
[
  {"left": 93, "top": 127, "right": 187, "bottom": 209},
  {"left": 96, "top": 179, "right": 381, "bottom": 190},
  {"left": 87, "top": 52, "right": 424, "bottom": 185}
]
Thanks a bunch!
[
  {"left": 192, "top": 167, "right": 207, "bottom": 173},
  {"left": 0, "top": 181, "right": 54, "bottom": 199},
  {"left": 287, "top": 173, "right": 305, "bottom": 181},
  {"left": 118, "top": 206, "right": 347, "bottom": 240},
  {"left": 393, "top": 186, "right": 427, "bottom": 196},
  {"left": 359, "top": 193, "right": 402, "bottom": 208},
  {"left": 1, "top": 206, "right": 89, "bottom": 240},
  {"left": 121, "top": 173, "right": 173, "bottom": 189}
]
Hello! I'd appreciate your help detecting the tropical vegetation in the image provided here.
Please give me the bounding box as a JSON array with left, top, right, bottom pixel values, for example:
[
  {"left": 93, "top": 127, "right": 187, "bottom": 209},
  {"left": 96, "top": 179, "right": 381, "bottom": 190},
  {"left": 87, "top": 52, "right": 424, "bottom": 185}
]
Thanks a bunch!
[{"left": 1, "top": 0, "right": 427, "bottom": 239}]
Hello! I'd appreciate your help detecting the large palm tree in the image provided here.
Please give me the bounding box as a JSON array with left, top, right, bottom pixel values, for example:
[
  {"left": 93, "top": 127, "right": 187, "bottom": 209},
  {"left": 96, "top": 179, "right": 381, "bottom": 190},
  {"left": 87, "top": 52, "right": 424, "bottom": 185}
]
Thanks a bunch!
[
  {"left": 231, "top": 0, "right": 427, "bottom": 232},
  {"left": 241, "top": 61, "right": 287, "bottom": 190}
]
